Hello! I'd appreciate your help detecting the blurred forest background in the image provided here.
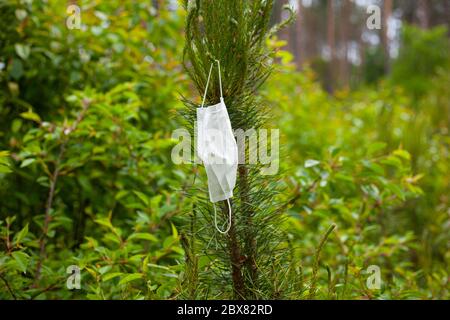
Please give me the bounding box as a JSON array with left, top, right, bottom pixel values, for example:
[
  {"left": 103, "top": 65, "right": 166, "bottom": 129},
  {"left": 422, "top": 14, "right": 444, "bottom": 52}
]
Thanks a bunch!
[{"left": 0, "top": 0, "right": 448, "bottom": 299}]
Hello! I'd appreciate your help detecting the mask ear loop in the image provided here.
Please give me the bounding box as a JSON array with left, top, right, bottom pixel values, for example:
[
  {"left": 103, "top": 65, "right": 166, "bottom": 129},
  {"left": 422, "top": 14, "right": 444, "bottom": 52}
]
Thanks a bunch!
[
  {"left": 213, "top": 199, "right": 232, "bottom": 234},
  {"left": 201, "top": 62, "right": 214, "bottom": 108},
  {"left": 215, "top": 59, "right": 223, "bottom": 101},
  {"left": 201, "top": 60, "right": 223, "bottom": 108}
]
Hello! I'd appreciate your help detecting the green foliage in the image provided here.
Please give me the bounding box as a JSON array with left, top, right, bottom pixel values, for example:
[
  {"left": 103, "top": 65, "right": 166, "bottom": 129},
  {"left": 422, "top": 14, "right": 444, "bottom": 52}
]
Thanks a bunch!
[
  {"left": 0, "top": 150, "right": 11, "bottom": 174},
  {"left": 391, "top": 25, "right": 450, "bottom": 100},
  {"left": 0, "top": 0, "right": 448, "bottom": 300},
  {"left": 262, "top": 48, "right": 449, "bottom": 298},
  {"left": 362, "top": 46, "right": 386, "bottom": 85},
  {"left": 0, "top": 0, "right": 187, "bottom": 299}
]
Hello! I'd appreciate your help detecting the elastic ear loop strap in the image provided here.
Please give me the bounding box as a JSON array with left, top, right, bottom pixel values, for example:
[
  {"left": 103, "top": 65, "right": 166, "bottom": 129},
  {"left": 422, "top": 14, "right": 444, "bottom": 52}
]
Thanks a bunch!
[
  {"left": 216, "top": 59, "right": 223, "bottom": 99},
  {"left": 200, "top": 60, "right": 223, "bottom": 108},
  {"left": 201, "top": 63, "right": 214, "bottom": 108},
  {"left": 213, "top": 199, "right": 232, "bottom": 234}
]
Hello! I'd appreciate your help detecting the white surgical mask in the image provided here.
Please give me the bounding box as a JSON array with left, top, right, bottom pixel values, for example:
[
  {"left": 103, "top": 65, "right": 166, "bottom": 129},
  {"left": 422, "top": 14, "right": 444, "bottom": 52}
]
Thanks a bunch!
[{"left": 196, "top": 60, "right": 238, "bottom": 234}]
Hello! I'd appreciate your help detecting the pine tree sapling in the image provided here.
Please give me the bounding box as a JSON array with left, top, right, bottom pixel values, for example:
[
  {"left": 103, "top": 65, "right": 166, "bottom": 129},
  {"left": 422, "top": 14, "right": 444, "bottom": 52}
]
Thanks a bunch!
[{"left": 179, "top": 0, "right": 296, "bottom": 299}]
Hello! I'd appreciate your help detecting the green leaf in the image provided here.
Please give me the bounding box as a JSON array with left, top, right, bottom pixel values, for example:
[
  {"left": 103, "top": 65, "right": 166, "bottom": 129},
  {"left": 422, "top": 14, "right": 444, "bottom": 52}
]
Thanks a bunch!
[
  {"left": 20, "top": 110, "right": 41, "bottom": 123},
  {"left": 305, "top": 159, "right": 320, "bottom": 168},
  {"left": 0, "top": 152, "right": 12, "bottom": 173},
  {"left": 9, "top": 59, "right": 23, "bottom": 80},
  {"left": 386, "top": 183, "right": 406, "bottom": 201},
  {"left": 367, "top": 142, "right": 387, "bottom": 155},
  {"left": 380, "top": 156, "right": 403, "bottom": 169},
  {"left": 171, "top": 223, "right": 178, "bottom": 238},
  {"left": 133, "top": 191, "right": 149, "bottom": 205},
  {"left": 142, "top": 255, "right": 150, "bottom": 273},
  {"left": 36, "top": 176, "right": 50, "bottom": 187},
  {"left": 12, "top": 119, "right": 22, "bottom": 133},
  {"left": 98, "top": 265, "right": 112, "bottom": 275},
  {"left": 0, "top": 165, "right": 12, "bottom": 174},
  {"left": 393, "top": 149, "right": 411, "bottom": 161},
  {"left": 150, "top": 195, "right": 162, "bottom": 215},
  {"left": 15, "top": 44, "right": 31, "bottom": 60},
  {"left": 20, "top": 158, "right": 35, "bottom": 168},
  {"left": 94, "top": 217, "right": 113, "bottom": 229},
  {"left": 115, "top": 190, "right": 128, "bottom": 200},
  {"left": 103, "top": 232, "right": 121, "bottom": 244},
  {"left": 362, "top": 160, "right": 384, "bottom": 175},
  {"left": 128, "top": 232, "right": 158, "bottom": 242},
  {"left": 102, "top": 272, "right": 123, "bottom": 282},
  {"left": 15, "top": 9, "right": 28, "bottom": 21},
  {"left": 0, "top": 150, "right": 10, "bottom": 157},
  {"left": 147, "top": 263, "right": 173, "bottom": 271},
  {"left": 12, "top": 251, "right": 29, "bottom": 273},
  {"left": 6, "top": 216, "right": 16, "bottom": 225},
  {"left": 118, "top": 273, "right": 143, "bottom": 286},
  {"left": 13, "top": 223, "right": 29, "bottom": 245},
  {"left": 334, "top": 172, "right": 354, "bottom": 183}
]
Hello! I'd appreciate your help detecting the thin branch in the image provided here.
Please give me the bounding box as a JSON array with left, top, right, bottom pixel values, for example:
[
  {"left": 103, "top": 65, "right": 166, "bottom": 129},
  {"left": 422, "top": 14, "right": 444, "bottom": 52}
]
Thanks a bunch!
[
  {"left": 0, "top": 275, "right": 17, "bottom": 300},
  {"left": 30, "top": 282, "right": 62, "bottom": 300},
  {"left": 34, "top": 99, "right": 91, "bottom": 285},
  {"left": 308, "top": 224, "right": 336, "bottom": 299}
]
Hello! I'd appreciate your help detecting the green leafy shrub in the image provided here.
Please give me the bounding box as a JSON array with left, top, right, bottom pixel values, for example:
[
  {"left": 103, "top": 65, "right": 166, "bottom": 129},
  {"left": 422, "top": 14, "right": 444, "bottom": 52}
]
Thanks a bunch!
[
  {"left": 0, "top": 0, "right": 448, "bottom": 300},
  {"left": 262, "top": 49, "right": 448, "bottom": 298}
]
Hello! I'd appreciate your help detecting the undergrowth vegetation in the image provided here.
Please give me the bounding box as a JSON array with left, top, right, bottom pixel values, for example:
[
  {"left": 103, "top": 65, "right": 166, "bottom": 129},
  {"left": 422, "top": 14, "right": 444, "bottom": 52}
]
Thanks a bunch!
[{"left": 0, "top": 0, "right": 448, "bottom": 299}]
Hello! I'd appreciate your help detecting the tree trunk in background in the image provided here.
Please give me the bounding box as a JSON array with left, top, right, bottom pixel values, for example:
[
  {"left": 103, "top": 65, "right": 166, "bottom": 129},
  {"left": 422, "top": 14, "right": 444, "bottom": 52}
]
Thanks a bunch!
[
  {"left": 357, "top": 33, "right": 366, "bottom": 85},
  {"left": 382, "top": 0, "right": 393, "bottom": 74},
  {"left": 307, "top": 4, "right": 319, "bottom": 64},
  {"left": 289, "top": 8, "right": 299, "bottom": 65},
  {"left": 296, "top": 0, "right": 305, "bottom": 67},
  {"left": 444, "top": 1, "right": 450, "bottom": 29},
  {"left": 327, "top": 0, "right": 336, "bottom": 92},
  {"left": 339, "top": 0, "right": 351, "bottom": 89},
  {"left": 272, "top": 0, "right": 449, "bottom": 90},
  {"left": 270, "top": 0, "right": 284, "bottom": 26},
  {"left": 276, "top": 1, "right": 293, "bottom": 58},
  {"left": 417, "top": 0, "right": 430, "bottom": 29}
]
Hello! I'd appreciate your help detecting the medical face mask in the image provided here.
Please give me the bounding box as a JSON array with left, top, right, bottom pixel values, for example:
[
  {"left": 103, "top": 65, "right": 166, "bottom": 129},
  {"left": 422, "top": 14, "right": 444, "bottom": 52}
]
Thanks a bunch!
[{"left": 196, "top": 60, "right": 238, "bottom": 234}]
